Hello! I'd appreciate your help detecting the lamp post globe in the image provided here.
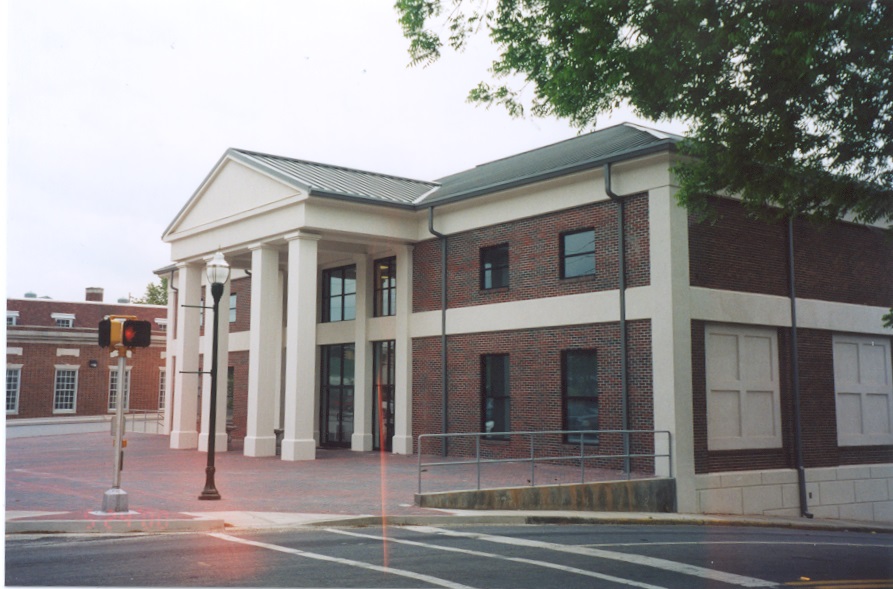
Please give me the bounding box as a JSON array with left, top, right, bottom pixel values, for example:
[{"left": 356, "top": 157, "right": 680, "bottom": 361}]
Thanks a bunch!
[{"left": 199, "top": 251, "right": 230, "bottom": 500}]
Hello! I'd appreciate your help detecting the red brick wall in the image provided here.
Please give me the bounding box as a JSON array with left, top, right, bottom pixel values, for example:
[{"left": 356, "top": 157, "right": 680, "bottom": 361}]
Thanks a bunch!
[
  {"left": 414, "top": 195, "right": 650, "bottom": 313},
  {"left": 689, "top": 197, "right": 893, "bottom": 306},
  {"left": 227, "top": 350, "right": 250, "bottom": 442},
  {"left": 691, "top": 321, "right": 893, "bottom": 474},
  {"left": 412, "top": 321, "right": 653, "bottom": 467}
]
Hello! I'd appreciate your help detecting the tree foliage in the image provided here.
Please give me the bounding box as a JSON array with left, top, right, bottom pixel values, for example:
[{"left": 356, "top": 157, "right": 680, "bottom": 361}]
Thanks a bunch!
[
  {"left": 132, "top": 277, "right": 168, "bottom": 306},
  {"left": 396, "top": 0, "right": 893, "bottom": 225}
]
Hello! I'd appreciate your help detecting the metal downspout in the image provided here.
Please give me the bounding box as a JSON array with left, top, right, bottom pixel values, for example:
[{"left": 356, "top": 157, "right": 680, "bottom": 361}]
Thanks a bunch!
[
  {"left": 428, "top": 207, "right": 449, "bottom": 457},
  {"left": 788, "top": 216, "right": 813, "bottom": 518},
  {"left": 604, "top": 164, "right": 630, "bottom": 474}
]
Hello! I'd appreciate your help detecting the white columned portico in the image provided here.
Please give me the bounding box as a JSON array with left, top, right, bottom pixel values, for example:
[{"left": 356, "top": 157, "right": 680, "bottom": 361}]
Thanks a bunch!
[
  {"left": 392, "top": 244, "right": 414, "bottom": 455},
  {"left": 281, "top": 231, "right": 320, "bottom": 461},
  {"left": 244, "top": 244, "right": 283, "bottom": 457},
  {"left": 170, "top": 263, "right": 202, "bottom": 449},
  {"left": 351, "top": 255, "right": 373, "bottom": 452},
  {"left": 199, "top": 266, "right": 230, "bottom": 453},
  {"left": 649, "top": 186, "right": 696, "bottom": 511}
]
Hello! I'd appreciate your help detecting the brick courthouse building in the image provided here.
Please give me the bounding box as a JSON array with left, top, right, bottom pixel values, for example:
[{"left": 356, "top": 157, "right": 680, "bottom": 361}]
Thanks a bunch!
[
  {"left": 160, "top": 124, "right": 892, "bottom": 522},
  {"left": 6, "top": 288, "right": 167, "bottom": 421}
]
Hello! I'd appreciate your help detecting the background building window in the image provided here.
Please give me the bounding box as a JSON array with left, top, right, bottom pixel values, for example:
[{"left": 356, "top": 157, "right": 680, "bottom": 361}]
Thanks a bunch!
[
  {"left": 560, "top": 229, "right": 596, "bottom": 278},
  {"left": 53, "top": 367, "right": 78, "bottom": 413},
  {"left": 322, "top": 265, "right": 357, "bottom": 323},
  {"left": 373, "top": 257, "right": 397, "bottom": 317},
  {"left": 705, "top": 324, "right": 781, "bottom": 450},
  {"left": 834, "top": 334, "right": 893, "bottom": 446},
  {"left": 563, "top": 349, "right": 598, "bottom": 443},
  {"left": 481, "top": 354, "right": 510, "bottom": 438},
  {"left": 7, "top": 366, "right": 22, "bottom": 414},
  {"left": 52, "top": 313, "right": 75, "bottom": 328},
  {"left": 108, "top": 368, "right": 132, "bottom": 411},
  {"left": 229, "top": 293, "right": 237, "bottom": 323},
  {"left": 7, "top": 311, "right": 19, "bottom": 326},
  {"left": 480, "top": 244, "right": 509, "bottom": 290}
]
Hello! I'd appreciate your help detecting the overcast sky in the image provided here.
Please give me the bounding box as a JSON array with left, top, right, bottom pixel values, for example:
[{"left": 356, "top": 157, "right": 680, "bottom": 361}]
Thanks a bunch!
[{"left": 6, "top": 0, "right": 687, "bottom": 304}]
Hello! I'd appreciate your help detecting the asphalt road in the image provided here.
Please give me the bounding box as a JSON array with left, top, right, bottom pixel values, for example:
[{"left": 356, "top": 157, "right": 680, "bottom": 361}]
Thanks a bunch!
[{"left": 7, "top": 524, "right": 893, "bottom": 588}]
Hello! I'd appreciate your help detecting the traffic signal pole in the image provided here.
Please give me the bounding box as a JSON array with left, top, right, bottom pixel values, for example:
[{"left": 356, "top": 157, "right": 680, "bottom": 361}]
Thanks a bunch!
[{"left": 101, "top": 348, "right": 130, "bottom": 513}]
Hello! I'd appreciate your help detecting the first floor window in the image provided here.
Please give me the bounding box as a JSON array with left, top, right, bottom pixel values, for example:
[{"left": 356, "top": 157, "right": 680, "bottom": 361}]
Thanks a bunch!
[
  {"left": 108, "top": 368, "right": 132, "bottom": 411},
  {"left": 480, "top": 244, "right": 509, "bottom": 290},
  {"left": 705, "top": 324, "right": 781, "bottom": 450},
  {"left": 7, "top": 366, "right": 22, "bottom": 414},
  {"left": 560, "top": 229, "right": 595, "bottom": 278},
  {"left": 834, "top": 334, "right": 893, "bottom": 446},
  {"left": 322, "top": 265, "right": 357, "bottom": 322},
  {"left": 563, "top": 349, "right": 598, "bottom": 443},
  {"left": 158, "top": 368, "right": 167, "bottom": 410},
  {"left": 482, "top": 354, "right": 510, "bottom": 438},
  {"left": 54, "top": 367, "right": 78, "bottom": 413}
]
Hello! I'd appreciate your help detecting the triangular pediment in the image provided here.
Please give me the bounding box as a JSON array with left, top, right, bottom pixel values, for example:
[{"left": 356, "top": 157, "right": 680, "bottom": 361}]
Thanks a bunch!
[{"left": 164, "top": 151, "right": 307, "bottom": 240}]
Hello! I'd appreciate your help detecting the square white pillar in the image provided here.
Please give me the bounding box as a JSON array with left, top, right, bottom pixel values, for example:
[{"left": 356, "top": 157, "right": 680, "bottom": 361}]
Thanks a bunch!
[
  {"left": 170, "top": 263, "right": 202, "bottom": 449},
  {"left": 281, "top": 231, "right": 320, "bottom": 461},
  {"left": 199, "top": 269, "right": 230, "bottom": 454},
  {"left": 244, "top": 244, "right": 283, "bottom": 457},
  {"left": 351, "top": 255, "right": 373, "bottom": 452},
  {"left": 392, "top": 244, "right": 414, "bottom": 455}
]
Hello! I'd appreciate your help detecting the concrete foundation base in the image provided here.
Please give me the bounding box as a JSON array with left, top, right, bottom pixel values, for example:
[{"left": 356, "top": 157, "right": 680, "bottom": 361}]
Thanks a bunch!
[{"left": 100, "top": 488, "right": 129, "bottom": 513}]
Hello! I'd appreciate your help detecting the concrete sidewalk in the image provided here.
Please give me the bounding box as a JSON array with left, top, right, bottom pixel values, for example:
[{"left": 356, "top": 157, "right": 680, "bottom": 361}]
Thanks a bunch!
[{"left": 7, "top": 432, "right": 893, "bottom": 535}]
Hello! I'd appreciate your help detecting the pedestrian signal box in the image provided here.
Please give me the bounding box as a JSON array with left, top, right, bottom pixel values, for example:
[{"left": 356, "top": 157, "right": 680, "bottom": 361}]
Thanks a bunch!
[{"left": 98, "top": 316, "right": 152, "bottom": 349}]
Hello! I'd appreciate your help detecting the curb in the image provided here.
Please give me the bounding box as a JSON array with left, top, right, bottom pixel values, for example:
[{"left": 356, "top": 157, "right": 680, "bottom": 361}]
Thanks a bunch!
[{"left": 6, "top": 518, "right": 225, "bottom": 535}]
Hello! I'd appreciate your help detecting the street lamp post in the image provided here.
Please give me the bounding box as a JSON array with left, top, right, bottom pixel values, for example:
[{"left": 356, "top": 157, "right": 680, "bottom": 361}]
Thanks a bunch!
[{"left": 199, "top": 251, "right": 230, "bottom": 500}]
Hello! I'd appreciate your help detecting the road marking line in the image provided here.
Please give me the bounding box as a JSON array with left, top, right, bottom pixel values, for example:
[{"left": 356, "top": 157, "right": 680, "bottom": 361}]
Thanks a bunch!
[
  {"left": 208, "top": 532, "right": 476, "bottom": 589},
  {"left": 326, "top": 528, "right": 670, "bottom": 589},
  {"left": 586, "top": 541, "right": 893, "bottom": 549},
  {"left": 406, "top": 525, "right": 779, "bottom": 588}
]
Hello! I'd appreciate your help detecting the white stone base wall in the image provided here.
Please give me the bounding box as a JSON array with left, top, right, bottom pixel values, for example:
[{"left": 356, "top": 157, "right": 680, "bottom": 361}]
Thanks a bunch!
[{"left": 694, "top": 465, "right": 893, "bottom": 523}]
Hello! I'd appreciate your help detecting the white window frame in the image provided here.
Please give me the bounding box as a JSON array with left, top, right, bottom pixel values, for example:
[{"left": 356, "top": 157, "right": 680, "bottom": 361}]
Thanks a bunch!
[
  {"left": 53, "top": 365, "right": 79, "bottom": 414},
  {"left": 7, "top": 365, "right": 22, "bottom": 414},
  {"left": 833, "top": 334, "right": 893, "bottom": 446},
  {"left": 158, "top": 368, "right": 166, "bottom": 410},
  {"left": 108, "top": 367, "right": 132, "bottom": 412},
  {"left": 705, "top": 324, "right": 782, "bottom": 451},
  {"left": 7, "top": 311, "right": 19, "bottom": 326},
  {"left": 51, "top": 312, "right": 75, "bottom": 328}
]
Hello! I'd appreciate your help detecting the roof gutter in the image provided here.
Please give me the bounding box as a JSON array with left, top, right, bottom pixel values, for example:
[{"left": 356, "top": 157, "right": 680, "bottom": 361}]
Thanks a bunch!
[{"left": 428, "top": 206, "right": 450, "bottom": 457}]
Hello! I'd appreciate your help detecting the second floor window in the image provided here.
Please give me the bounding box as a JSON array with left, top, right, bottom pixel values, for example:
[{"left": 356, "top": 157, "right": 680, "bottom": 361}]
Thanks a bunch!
[
  {"left": 229, "top": 294, "right": 237, "bottom": 323},
  {"left": 322, "top": 265, "right": 357, "bottom": 323},
  {"left": 52, "top": 313, "right": 75, "bottom": 328},
  {"left": 374, "top": 257, "right": 397, "bottom": 317},
  {"left": 560, "top": 229, "right": 596, "bottom": 278},
  {"left": 480, "top": 244, "right": 509, "bottom": 290}
]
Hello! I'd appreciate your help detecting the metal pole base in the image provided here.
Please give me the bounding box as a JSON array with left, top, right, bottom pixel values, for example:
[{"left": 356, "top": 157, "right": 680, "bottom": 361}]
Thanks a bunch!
[
  {"left": 101, "top": 488, "right": 129, "bottom": 513},
  {"left": 198, "top": 466, "right": 221, "bottom": 500}
]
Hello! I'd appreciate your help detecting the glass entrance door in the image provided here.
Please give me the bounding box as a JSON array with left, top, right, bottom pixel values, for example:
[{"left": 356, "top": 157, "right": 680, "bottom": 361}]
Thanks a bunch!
[
  {"left": 320, "top": 344, "right": 355, "bottom": 448},
  {"left": 373, "top": 340, "right": 396, "bottom": 451}
]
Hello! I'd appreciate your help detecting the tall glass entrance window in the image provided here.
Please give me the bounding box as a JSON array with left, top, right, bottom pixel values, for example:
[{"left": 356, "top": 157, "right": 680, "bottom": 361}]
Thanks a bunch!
[
  {"left": 320, "top": 344, "right": 355, "bottom": 447},
  {"left": 373, "top": 340, "right": 396, "bottom": 451}
]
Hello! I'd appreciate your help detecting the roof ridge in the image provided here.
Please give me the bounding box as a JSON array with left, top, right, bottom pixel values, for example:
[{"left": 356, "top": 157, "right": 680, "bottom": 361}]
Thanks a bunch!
[{"left": 231, "top": 148, "right": 438, "bottom": 187}]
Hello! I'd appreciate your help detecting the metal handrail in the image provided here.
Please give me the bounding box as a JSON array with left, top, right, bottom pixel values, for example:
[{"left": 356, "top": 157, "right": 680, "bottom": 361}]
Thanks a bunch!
[{"left": 417, "top": 429, "right": 672, "bottom": 495}]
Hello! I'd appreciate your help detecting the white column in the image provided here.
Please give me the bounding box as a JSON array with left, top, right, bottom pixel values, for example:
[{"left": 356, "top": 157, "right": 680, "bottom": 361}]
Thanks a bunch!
[
  {"left": 162, "top": 271, "right": 177, "bottom": 435},
  {"left": 392, "top": 244, "right": 414, "bottom": 455},
  {"left": 170, "top": 263, "right": 201, "bottom": 449},
  {"left": 244, "top": 244, "right": 283, "bottom": 457},
  {"left": 649, "top": 186, "right": 696, "bottom": 511},
  {"left": 281, "top": 231, "right": 320, "bottom": 461},
  {"left": 199, "top": 268, "right": 230, "bottom": 453},
  {"left": 351, "top": 255, "right": 373, "bottom": 451}
]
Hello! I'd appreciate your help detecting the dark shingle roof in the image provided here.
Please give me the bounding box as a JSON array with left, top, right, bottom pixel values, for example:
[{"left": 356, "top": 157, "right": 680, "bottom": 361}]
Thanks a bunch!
[
  {"left": 230, "top": 149, "right": 439, "bottom": 207},
  {"left": 420, "top": 123, "right": 681, "bottom": 205}
]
